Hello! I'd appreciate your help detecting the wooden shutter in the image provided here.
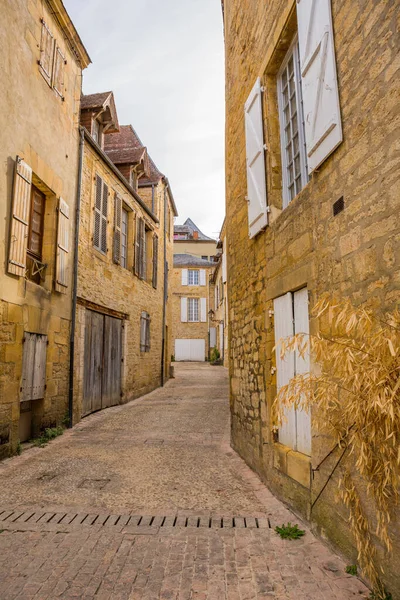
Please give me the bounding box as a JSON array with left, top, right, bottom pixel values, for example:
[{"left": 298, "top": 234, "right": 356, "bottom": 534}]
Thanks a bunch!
[
  {"left": 55, "top": 198, "right": 69, "bottom": 292},
  {"left": 21, "top": 333, "right": 47, "bottom": 401},
  {"left": 101, "top": 182, "right": 108, "bottom": 253},
  {"left": 152, "top": 235, "right": 158, "bottom": 288},
  {"left": 93, "top": 175, "right": 102, "bottom": 250},
  {"left": 39, "top": 19, "right": 54, "bottom": 85},
  {"left": 139, "top": 219, "right": 146, "bottom": 279},
  {"left": 113, "top": 193, "right": 122, "bottom": 264},
  {"left": 296, "top": 0, "right": 342, "bottom": 173},
  {"left": 222, "top": 241, "right": 227, "bottom": 283},
  {"left": 200, "top": 297, "right": 207, "bottom": 322},
  {"left": 273, "top": 293, "right": 296, "bottom": 449},
  {"left": 146, "top": 314, "right": 151, "bottom": 351},
  {"left": 181, "top": 269, "right": 188, "bottom": 286},
  {"left": 140, "top": 313, "right": 145, "bottom": 351},
  {"left": 8, "top": 157, "right": 32, "bottom": 276},
  {"left": 134, "top": 215, "right": 140, "bottom": 275},
  {"left": 244, "top": 78, "right": 268, "bottom": 239},
  {"left": 181, "top": 297, "right": 188, "bottom": 322},
  {"left": 199, "top": 269, "right": 206, "bottom": 286},
  {"left": 53, "top": 47, "right": 65, "bottom": 98},
  {"left": 293, "top": 288, "right": 311, "bottom": 455},
  {"left": 210, "top": 327, "right": 217, "bottom": 347}
]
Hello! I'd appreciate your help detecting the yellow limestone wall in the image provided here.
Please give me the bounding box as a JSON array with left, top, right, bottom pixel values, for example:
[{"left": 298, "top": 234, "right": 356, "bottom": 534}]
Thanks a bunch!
[
  {"left": 224, "top": 0, "right": 400, "bottom": 592},
  {"left": 0, "top": 0, "right": 85, "bottom": 455}
]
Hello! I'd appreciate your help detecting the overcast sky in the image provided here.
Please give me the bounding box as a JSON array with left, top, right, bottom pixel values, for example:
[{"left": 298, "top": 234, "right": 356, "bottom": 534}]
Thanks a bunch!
[{"left": 66, "top": 0, "right": 225, "bottom": 239}]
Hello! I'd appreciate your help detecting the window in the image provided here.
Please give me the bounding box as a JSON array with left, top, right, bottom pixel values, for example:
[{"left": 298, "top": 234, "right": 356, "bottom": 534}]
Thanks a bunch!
[
  {"left": 152, "top": 235, "right": 158, "bottom": 288},
  {"left": 39, "top": 19, "right": 65, "bottom": 98},
  {"left": 94, "top": 175, "right": 108, "bottom": 254},
  {"left": 188, "top": 298, "right": 199, "bottom": 322},
  {"left": 92, "top": 119, "right": 101, "bottom": 145},
  {"left": 273, "top": 288, "right": 311, "bottom": 455},
  {"left": 188, "top": 269, "right": 199, "bottom": 285},
  {"left": 140, "top": 312, "right": 151, "bottom": 352},
  {"left": 277, "top": 40, "right": 308, "bottom": 206},
  {"left": 26, "top": 185, "right": 45, "bottom": 283},
  {"left": 201, "top": 255, "right": 208, "bottom": 260},
  {"left": 121, "top": 208, "right": 128, "bottom": 268}
]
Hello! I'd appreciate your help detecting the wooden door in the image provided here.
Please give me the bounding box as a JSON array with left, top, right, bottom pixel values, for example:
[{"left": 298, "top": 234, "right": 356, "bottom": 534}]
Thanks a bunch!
[
  {"left": 83, "top": 310, "right": 104, "bottom": 416},
  {"left": 102, "top": 316, "right": 122, "bottom": 408}
]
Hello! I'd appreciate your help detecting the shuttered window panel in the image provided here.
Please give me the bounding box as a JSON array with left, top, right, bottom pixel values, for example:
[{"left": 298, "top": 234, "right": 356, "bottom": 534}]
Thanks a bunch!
[
  {"left": 181, "top": 297, "right": 188, "bottom": 322},
  {"left": 140, "top": 220, "right": 146, "bottom": 280},
  {"left": 113, "top": 193, "right": 122, "bottom": 264},
  {"left": 296, "top": 0, "right": 343, "bottom": 173},
  {"left": 152, "top": 235, "right": 158, "bottom": 289},
  {"left": 244, "top": 77, "right": 268, "bottom": 238},
  {"left": 101, "top": 182, "right": 108, "bottom": 254},
  {"left": 93, "top": 175, "right": 102, "bottom": 250},
  {"left": 140, "top": 312, "right": 151, "bottom": 352},
  {"left": 53, "top": 46, "right": 65, "bottom": 99},
  {"left": 8, "top": 157, "right": 32, "bottom": 277},
  {"left": 134, "top": 215, "right": 140, "bottom": 276},
  {"left": 39, "top": 19, "right": 54, "bottom": 85},
  {"left": 200, "top": 298, "right": 207, "bottom": 322},
  {"left": 21, "top": 333, "right": 47, "bottom": 401},
  {"left": 55, "top": 197, "right": 69, "bottom": 292},
  {"left": 181, "top": 269, "right": 188, "bottom": 286},
  {"left": 199, "top": 269, "right": 206, "bottom": 286}
]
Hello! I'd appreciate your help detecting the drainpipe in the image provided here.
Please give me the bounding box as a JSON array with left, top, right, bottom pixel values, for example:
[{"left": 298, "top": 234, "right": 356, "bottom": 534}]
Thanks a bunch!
[
  {"left": 160, "top": 180, "right": 168, "bottom": 386},
  {"left": 68, "top": 127, "right": 84, "bottom": 428}
]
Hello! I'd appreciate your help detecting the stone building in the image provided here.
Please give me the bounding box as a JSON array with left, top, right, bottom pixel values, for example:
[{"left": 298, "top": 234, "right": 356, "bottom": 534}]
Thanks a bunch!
[
  {"left": 73, "top": 92, "right": 177, "bottom": 420},
  {"left": 210, "top": 221, "right": 228, "bottom": 366},
  {"left": 0, "top": 0, "right": 90, "bottom": 453},
  {"left": 171, "top": 255, "right": 215, "bottom": 362},
  {"left": 223, "top": 0, "right": 400, "bottom": 591},
  {"left": 174, "top": 218, "right": 218, "bottom": 261}
]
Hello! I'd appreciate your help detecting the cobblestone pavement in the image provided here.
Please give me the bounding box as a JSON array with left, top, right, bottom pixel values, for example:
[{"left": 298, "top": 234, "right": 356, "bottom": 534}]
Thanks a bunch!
[{"left": 0, "top": 363, "right": 369, "bottom": 599}]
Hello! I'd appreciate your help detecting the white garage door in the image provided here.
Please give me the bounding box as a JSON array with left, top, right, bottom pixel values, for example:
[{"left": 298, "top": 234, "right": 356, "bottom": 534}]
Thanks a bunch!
[{"left": 175, "top": 339, "right": 205, "bottom": 362}]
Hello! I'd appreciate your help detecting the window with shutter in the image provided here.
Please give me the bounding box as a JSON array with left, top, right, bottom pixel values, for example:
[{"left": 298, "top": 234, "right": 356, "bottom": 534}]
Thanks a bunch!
[
  {"left": 188, "top": 298, "right": 199, "bottom": 322},
  {"left": 200, "top": 298, "right": 207, "bottom": 322},
  {"left": 188, "top": 269, "right": 199, "bottom": 286},
  {"left": 152, "top": 235, "right": 158, "bottom": 288},
  {"left": 140, "top": 312, "right": 151, "bottom": 352},
  {"left": 244, "top": 78, "right": 268, "bottom": 239},
  {"left": 296, "top": 0, "right": 342, "bottom": 173},
  {"left": 113, "top": 193, "right": 122, "bottom": 264},
  {"left": 55, "top": 198, "right": 69, "bottom": 292},
  {"left": 8, "top": 157, "right": 32, "bottom": 277},
  {"left": 134, "top": 215, "right": 140, "bottom": 276},
  {"left": 53, "top": 47, "right": 65, "bottom": 99},
  {"left": 181, "top": 269, "right": 188, "bottom": 286},
  {"left": 93, "top": 175, "right": 102, "bottom": 251},
  {"left": 26, "top": 185, "right": 46, "bottom": 284},
  {"left": 140, "top": 220, "right": 146, "bottom": 280},
  {"left": 39, "top": 19, "right": 54, "bottom": 86},
  {"left": 121, "top": 208, "right": 128, "bottom": 269},
  {"left": 21, "top": 333, "right": 47, "bottom": 401},
  {"left": 199, "top": 269, "right": 206, "bottom": 286},
  {"left": 273, "top": 289, "right": 311, "bottom": 456},
  {"left": 181, "top": 297, "right": 188, "bottom": 322},
  {"left": 101, "top": 182, "right": 108, "bottom": 254},
  {"left": 277, "top": 39, "right": 309, "bottom": 206}
]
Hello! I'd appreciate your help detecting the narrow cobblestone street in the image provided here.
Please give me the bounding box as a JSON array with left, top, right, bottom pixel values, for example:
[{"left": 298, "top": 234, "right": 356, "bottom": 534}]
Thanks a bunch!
[{"left": 0, "top": 364, "right": 368, "bottom": 599}]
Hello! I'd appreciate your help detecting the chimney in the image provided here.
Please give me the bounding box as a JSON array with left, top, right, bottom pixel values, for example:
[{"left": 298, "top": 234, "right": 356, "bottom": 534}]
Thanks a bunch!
[{"left": 193, "top": 231, "right": 199, "bottom": 240}]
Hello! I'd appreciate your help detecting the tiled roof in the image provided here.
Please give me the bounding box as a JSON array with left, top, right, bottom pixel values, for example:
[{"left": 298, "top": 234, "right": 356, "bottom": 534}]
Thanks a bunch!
[
  {"left": 104, "top": 125, "right": 150, "bottom": 176},
  {"left": 81, "top": 91, "right": 112, "bottom": 111},
  {"left": 173, "top": 254, "right": 216, "bottom": 267},
  {"left": 138, "top": 155, "right": 164, "bottom": 185},
  {"left": 174, "top": 218, "right": 215, "bottom": 241}
]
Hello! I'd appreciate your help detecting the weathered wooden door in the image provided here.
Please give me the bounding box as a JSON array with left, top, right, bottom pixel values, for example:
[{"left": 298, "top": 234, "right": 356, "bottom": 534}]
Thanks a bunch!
[
  {"left": 102, "top": 316, "right": 122, "bottom": 409},
  {"left": 83, "top": 310, "right": 122, "bottom": 416}
]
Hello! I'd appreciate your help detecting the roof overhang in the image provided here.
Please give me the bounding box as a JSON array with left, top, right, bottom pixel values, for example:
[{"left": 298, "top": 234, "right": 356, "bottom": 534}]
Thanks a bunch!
[{"left": 47, "top": 0, "right": 91, "bottom": 68}]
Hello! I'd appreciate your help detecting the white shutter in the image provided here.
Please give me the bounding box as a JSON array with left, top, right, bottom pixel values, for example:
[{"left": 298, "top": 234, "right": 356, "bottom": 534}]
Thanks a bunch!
[
  {"left": 222, "top": 241, "right": 227, "bottom": 282},
  {"left": 55, "top": 198, "right": 69, "bottom": 292},
  {"left": 21, "top": 333, "right": 47, "bottom": 401},
  {"left": 199, "top": 269, "right": 206, "bottom": 286},
  {"left": 32, "top": 335, "right": 47, "bottom": 399},
  {"left": 244, "top": 78, "right": 268, "bottom": 239},
  {"left": 296, "top": 0, "right": 342, "bottom": 173},
  {"left": 210, "top": 327, "right": 217, "bottom": 347},
  {"left": 273, "top": 293, "right": 296, "bottom": 449},
  {"left": 293, "top": 288, "right": 311, "bottom": 456},
  {"left": 181, "top": 297, "right": 188, "bottom": 322},
  {"left": 182, "top": 269, "right": 188, "bottom": 286},
  {"left": 200, "top": 298, "right": 207, "bottom": 322},
  {"left": 8, "top": 157, "right": 32, "bottom": 276}
]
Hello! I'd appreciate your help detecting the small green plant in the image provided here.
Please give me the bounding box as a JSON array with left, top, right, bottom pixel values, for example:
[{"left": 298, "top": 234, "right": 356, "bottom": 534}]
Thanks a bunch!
[
  {"left": 346, "top": 565, "right": 358, "bottom": 576},
  {"left": 275, "top": 522, "right": 305, "bottom": 540},
  {"left": 370, "top": 592, "right": 392, "bottom": 600},
  {"left": 171, "top": 354, "right": 175, "bottom": 362},
  {"left": 16, "top": 441, "right": 22, "bottom": 456},
  {"left": 210, "top": 348, "right": 220, "bottom": 363},
  {"left": 62, "top": 413, "right": 70, "bottom": 427},
  {"left": 33, "top": 426, "right": 64, "bottom": 447}
]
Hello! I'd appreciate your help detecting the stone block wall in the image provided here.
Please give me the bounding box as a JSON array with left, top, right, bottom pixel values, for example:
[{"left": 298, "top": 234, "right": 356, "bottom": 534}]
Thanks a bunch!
[{"left": 224, "top": 0, "right": 400, "bottom": 592}]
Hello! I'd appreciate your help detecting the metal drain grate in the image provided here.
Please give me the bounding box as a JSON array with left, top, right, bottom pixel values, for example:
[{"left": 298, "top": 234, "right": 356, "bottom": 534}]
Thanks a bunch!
[{"left": 0, "top": 509, "right": 271, "bottom": 530}]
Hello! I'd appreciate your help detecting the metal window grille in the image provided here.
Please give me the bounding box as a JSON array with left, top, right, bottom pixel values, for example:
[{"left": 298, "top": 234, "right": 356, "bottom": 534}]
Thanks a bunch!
[
  {"left": 188, "top": 298, "right": 199, "bottom": 322},
  {"left": 188, "top": 269, "right": 199, "bottom": 286},
  {"left": 140, "top": 312, "right": 151, "bottom": 352},
  {"left": 277, "top": 40, "right": 308, "bottom": 207}
]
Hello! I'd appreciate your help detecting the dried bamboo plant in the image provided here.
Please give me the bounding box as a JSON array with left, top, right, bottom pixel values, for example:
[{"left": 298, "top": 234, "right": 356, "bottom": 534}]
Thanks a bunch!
[{"left": 272, "top": 295, "right": 400, "bottom": 598}]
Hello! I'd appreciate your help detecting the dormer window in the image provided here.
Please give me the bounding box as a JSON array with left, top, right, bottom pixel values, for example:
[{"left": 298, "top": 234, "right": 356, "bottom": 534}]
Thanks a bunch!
[
  {"left": 92, "top": 119, "right": 102, "bottom": 147},
  {"left": 130, "top": 169, "right": 137, "bottom": 190}
]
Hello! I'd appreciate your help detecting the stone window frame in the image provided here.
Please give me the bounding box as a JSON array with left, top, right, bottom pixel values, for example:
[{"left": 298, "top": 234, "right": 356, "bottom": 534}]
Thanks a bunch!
[{"left": 277, "top": 37, "right": 309, "bottom": 208}]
